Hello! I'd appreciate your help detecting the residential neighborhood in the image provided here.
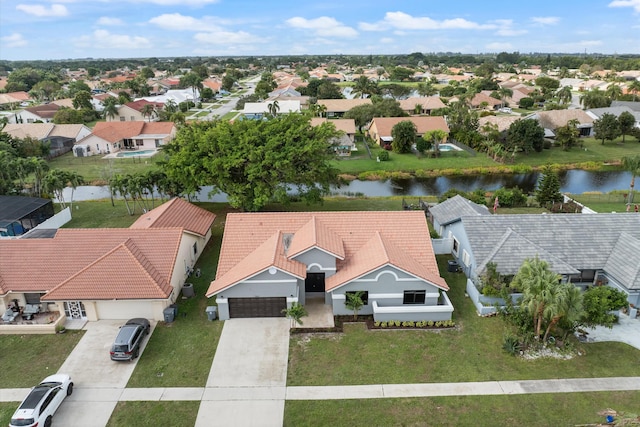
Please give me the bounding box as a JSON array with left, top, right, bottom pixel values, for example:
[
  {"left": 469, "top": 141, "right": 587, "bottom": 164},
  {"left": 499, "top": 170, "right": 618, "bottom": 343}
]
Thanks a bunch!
[{"left": 2, "top": 1, "right": 640, "bottom": 425}]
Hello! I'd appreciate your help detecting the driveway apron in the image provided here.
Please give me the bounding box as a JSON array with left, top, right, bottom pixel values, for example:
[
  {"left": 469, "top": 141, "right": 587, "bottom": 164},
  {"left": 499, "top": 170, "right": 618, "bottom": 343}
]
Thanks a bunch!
[
  {"left": 53, "top": 320, "right": 154, "bottom": 426},
  {"left": 196, "top": 318, "right": 290, "bottom": 427}
]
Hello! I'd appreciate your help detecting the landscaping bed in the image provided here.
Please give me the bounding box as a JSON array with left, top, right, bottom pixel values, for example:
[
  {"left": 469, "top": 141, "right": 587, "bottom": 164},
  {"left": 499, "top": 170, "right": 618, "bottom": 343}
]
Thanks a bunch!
[{"left": 291, "top": 315, "right": 455, "bottom": 334}]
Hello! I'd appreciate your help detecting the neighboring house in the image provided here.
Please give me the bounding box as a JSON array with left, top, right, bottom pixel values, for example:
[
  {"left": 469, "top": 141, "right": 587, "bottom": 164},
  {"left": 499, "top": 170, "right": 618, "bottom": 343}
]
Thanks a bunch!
[
  {"left": 2, "top": 123, "right": 92, "bottom": 157},
  {"left": 0, "top": 91, "right": 31, "bottom": 108},
  {"left": 427, "top": 195, "right": 490, "bottom": 239},
  {"left": 108, "top": 99, "right": 164, "bottom": 122},
  {"left": 206, "top": 211, "right": 453, "bottom": 322},
  {"left": 587, "top": 106, "right": 640, "bottom": 128},
  {"left": 310, "top": 118, "right": 356, "bottom": 156},
  {"left": 525, "top": 109, "right": 594, "bottom": 137},
  {"left": 0, "top": 196, "right": 54, "bottom": 238},
  {"left": 469, "top": 92, "right": 502, "bottom": 110},
  {"left": 367, "top": 116, "right": 449, "bottom": 147},
  {"left": 139, "top": 89, "right": 199, "bottom": 105},
  {"left": 242, "top": 100, "right": 301, "bottom": 119},
  {"left": 611, "top": 101, "right": 640, "bottom": 113},
  {"left": 73, "top": 121, "right": 176, "bottom": 156},
  {"left": 478, "top": 115, "right": 520, "bottom": 134},
  {"left": 317, "top": 98, "right": 372, "bottom": 118},
  {"left": 436, "top": 199, "right": 640, "bottom": 308},
  {"left": 17, "top": 104, "right": 61, "bottom": 124},
  {"left": 398, "top": 96, "right": 446, "bottom": 115},
  {"left": 0, "top": 198, "right": 216, "bottom": 327}
]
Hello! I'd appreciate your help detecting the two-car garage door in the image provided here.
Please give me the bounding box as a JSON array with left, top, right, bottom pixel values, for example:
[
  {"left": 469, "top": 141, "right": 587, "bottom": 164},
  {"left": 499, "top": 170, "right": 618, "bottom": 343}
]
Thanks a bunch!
[{"left": 228, "top": 297, "right": 287, "bottom": 318}]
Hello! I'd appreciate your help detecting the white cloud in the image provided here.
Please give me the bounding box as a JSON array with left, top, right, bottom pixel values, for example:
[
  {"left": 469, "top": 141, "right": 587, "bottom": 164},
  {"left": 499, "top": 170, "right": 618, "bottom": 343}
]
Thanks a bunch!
[
  {"left": 486, "top": 42, "right": 513, "bottom": 51},
  {"left": 96, "top": 17, "right": 124, "bottom": 26},
  {"left": 531, "top": 16, "right": 560, "bottom": 25},
  {"left": 193, "top": 30, "right": 264, "bottom": 45},
  {"left": 1, "top": 33, "right": 28, "bottom": 48},
  {"left": 125, "top": 0, "right": 218, "bottom": 5},
  {"left": 149, "top": 13, "right": 219, "bottom": 31},
  {"left": 76, "top": 30, "right": 151, "bottom": 49},
  {"left": 359, "top": 11, "right": 496, "bottom": 32},
  {"left": 609, "top": 0, "right": 640, "bottom": 12},
  {"left": 16, "top": 4, "right": 68, "bottom": 17},
  {"left": 491, "top": 19, "right": 527, "bottom": 36},
  {"left": 380, "top": 37, "right": 394, "bottom": 44},
  {"left": 286, "top": 16, "right": 358, "bottom": 38}
]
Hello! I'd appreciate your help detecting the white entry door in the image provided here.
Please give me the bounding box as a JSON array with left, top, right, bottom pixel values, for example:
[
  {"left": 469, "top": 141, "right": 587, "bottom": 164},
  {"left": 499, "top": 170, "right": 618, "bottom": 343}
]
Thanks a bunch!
[{"left": 64, "top": 301, "right": 87, "bottom": 319}]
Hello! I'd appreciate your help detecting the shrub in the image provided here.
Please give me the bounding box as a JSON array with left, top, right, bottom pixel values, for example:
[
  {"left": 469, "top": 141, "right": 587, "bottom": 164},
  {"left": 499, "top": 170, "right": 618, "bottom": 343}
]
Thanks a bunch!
[
  {"left": 377, "top": 150, "right": 390, "bottom": 161},
  {"left": 427, "top": 320, "right": 434, "bottom": 327},
  {"left": 374, "top": 321, "right": 380, "bottom": 327},
  {"left": 502, "top": 335, "right": 521, "bottom": 356},
  {"left": 380, "top": 322, "right": 387, "bottom": 328}
]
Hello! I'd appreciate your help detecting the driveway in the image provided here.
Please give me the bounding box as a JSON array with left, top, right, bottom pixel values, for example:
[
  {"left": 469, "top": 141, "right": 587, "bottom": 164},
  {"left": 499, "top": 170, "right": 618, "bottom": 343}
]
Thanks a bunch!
[
  {"left": 196, "top": 318, "right": 290, "bottom": 427},
  {"left": 53, "top": 320, "right": 155, "bottom": 426},
  {"left": 584, "top": 312, "right": 640, "bottom": 350}
]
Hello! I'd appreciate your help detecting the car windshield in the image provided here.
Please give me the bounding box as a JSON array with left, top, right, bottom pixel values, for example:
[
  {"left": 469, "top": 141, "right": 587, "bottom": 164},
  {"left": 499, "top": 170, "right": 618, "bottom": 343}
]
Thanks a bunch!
[
  {"left": 10, "top": 418, "right": 35, "bottom": 426},
  {"left": 112, "top": 344, "right": 128, "bottom": 352}
]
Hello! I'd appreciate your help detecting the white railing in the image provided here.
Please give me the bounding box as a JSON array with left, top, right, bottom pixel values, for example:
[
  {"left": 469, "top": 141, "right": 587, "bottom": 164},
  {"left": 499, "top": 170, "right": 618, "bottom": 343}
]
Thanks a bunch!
[{"left": 371, "top": 293, "right": 454, "bottom": 322}]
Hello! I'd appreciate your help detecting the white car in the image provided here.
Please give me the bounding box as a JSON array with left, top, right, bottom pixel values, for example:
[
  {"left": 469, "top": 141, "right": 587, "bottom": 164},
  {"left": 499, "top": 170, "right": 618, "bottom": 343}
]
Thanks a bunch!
[{"left": 9, "top": 374, "right": 73, "bottom": 427}]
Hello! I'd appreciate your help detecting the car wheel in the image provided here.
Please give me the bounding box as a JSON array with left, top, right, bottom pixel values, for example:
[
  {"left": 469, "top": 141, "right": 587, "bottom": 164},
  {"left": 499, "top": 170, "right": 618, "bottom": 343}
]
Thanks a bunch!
[
  {"left": 146, "top": 325, "right": 150, "bottom": 335},
  {"left": 44, "top": 416, "right": 52, "bottom": 427},
  {"left": 134, "top": 348, "right": 139, "bottom": 359},
  {"left": 67, "top": 382, "right": 73, "bottom": 396}
]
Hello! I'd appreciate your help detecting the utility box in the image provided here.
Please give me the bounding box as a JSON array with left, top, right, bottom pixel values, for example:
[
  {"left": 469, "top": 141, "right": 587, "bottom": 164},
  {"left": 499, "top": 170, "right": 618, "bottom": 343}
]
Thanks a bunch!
[
  {"left": 447, "top": 260, "right": 459, "bottom": 272},
  {"left": 205, "top": 306, "right": 217, "bottom": 321},
  {"left": 163, "top": 307, "right": 175, "bottom": 323},
  {"left": 182, "top": 283, "right": 195, "bottom": 298}
]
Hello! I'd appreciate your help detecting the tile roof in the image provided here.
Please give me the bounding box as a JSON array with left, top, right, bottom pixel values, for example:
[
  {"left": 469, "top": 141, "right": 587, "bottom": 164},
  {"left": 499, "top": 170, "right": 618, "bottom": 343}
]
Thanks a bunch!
[
  {"left": 430, "top": 195, "right": 490, "bottom": 226},
  {"left": 478, "top": 115, "right": 520, "bottom": 133},
  {"left": 90, "top": 121, "right": 175, "bottom": 142},
  {"left": 529, "top": 109, "right": 593, "bottom": 130},
  {"left": 130, "top": 197, "right": 216, "bottom": 237},
  {"left": 24, "top": 103, "right": 60, "bottom": 119},
  {"left": 125, "top": 99, "right": 164, "bottom": 112},
  {"left": 287, "top": 216, "right": 345, "bottom": 260},
  {"left": 0, "top": 228, "right": 182, "bottom": 299},
  {"left": 461, "top": 213, "right": 640, "bottom": 289},
  {"left": 310, "top": 118, "right": 356, "bottom": 134},
  {"left": 2, "top": 123, "right": 54, "bottom": 140},
  {"left": 369, "top": 116, "right": 449, "bottom": 137},
  {"left": 207, "top": 211, "right": 447, "bottom": 296},
  {"left": 470, "top": 92, "right": 502, "bottom": 107},
  {"left": 317, "top": 98, "right": 372, "bottom": 112},
  {"left": 398, "top": 96, "right": 446, "bottom": 111},
  {"left": 604, "top": 233, "right": 640, "bottom": 291}
]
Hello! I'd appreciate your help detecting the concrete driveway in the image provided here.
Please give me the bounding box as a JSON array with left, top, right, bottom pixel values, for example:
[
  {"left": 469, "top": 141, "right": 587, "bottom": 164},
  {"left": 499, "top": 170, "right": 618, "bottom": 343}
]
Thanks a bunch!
[
  {"left": 53, "top": 319, "right": 155, "bottom": 426},
  {"left": 196, "top": 318, "right": 290, "bottom": 427},
  {"left": 585, "top": 312, "right": 640, "bottom": 350}
]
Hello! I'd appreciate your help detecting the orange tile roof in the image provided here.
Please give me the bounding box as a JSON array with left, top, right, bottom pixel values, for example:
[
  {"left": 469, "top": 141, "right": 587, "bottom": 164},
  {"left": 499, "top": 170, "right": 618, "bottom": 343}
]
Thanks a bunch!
[
  {"left": 398, "top": 96, "right": 446, "bottom": 111},
  {"left": 0, "top": 228, "right": 182, "bottom": 300},
  {"left": 369, "top": 116, "right": 449, "bottom": 137},
  {"left": 317, "top": 98, "right": 372, "bottom": 112},
  {"left": 207, "top": 211, "right": 447, "bottom": 296},
  {"left": 130, "top": 197, "right": 216, "bottom": 237},
  {"left": 90, "top": 121, "right": 175, "bottom": 142},
  {"left": 287, "top": 216, "right": 345, "bottom": 260},
  {"left": 310, "top": 118, "right": 356, "bottom": 134}
]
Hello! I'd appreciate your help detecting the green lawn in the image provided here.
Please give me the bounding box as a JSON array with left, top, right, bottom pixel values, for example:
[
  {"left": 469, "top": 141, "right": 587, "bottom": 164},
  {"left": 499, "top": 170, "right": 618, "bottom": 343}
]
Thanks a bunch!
[
  {"left": 569, "top": 191, "right": 637, "bottom": 213},
  {"left": 60, "top": 199, "right": 144, "bottom": 228},
  {"left": 284, "top": 392, "right": 640, "bottom": 427},
  {"left": 107, "top": 401, "right": 199, "bottom": 427},
  {"left": 0, "top": 331, "right": 84, "bottom": 388},
  {"left": 287, "top": 256, "right": 640, "bottom": 386},
  {"left": 48, "top": 151, "right": 164, "bottom": 184}
]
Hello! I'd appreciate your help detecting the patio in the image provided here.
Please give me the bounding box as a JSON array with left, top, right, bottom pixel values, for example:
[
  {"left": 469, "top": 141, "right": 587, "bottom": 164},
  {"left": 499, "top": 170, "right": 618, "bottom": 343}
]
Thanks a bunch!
[{"left": 0, "top": 310, "right": 64, "bottom": 334}]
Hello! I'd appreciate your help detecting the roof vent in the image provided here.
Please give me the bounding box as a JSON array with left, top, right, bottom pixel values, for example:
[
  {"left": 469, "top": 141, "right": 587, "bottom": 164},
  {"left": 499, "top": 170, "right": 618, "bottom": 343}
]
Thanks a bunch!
[{"left": 282, "top": 233, "right": 294, "bottom": 253}]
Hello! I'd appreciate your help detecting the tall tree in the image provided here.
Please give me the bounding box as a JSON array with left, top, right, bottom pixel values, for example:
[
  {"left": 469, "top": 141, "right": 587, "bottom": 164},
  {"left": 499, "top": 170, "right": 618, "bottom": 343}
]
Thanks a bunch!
[
  {"left": 423, "top": 129, "right": 448, "bottom": 157},
  {"left": 621, "top": 155, "right": 640, "bottom": 205},
  {"left": 162, "top": 114, "right": 341, "bottom": 211},
  {"left": 140, "top": 103, "right": 156, "bottom": 122},
  {"left": 618, "top": 111, "right": 636, "bottom": 143},
  {"left": 180, "top": 72, "right": 203, "bottom": 102},
  {"left": 543, "top": 283, "right": 583, "bottom": 343},
  {"left": 605, "top": 83, "right": 623, "bottom": 101},
  {"left": 102, "top": 97, "right": 119, "bottom": 120},
  {"left": 391, "top": 120, "right": 417, "bottom": 153},
  {"left": 593, "top": 112, "right": 620, "bottom": 145},
  {"left": 628, "top": 80, "right": 640, "bottom": 102},
  {"left": 535, "top": 165, "right": 562, "bottom": 207},
  {"left": 497, "top": 87, "right": 513, "bottom": 108},
  {"left": 580, "top": 88, "right": 611, "bottom": 109},
  {"left": 72, "top": 90, "right": 93, "bottom": 110},
  {"left": 506, "top": 118, "right": 545, "bottom": 154},
  {"left": 554, "top": 119, "right": 579, "bottom": 151},
  {"left": 511, "top": 257, "right": 562, "bottom": 339},
  {"left": 556, "top": 86, "right": 572, "bottom": 105}
]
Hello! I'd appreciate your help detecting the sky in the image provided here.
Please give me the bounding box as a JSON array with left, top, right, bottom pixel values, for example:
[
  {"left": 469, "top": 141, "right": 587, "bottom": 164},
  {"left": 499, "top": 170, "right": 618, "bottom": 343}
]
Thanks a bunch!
[{"left": 1, "top": 0, "right": 640, "bottom": 61}]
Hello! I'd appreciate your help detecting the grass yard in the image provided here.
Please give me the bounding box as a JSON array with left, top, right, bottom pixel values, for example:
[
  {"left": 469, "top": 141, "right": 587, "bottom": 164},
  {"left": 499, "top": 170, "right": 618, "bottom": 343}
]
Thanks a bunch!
[
  {"left": 48, "top": 151, "right": 164, "bottom": 184},
  {"left": 569, "top": 191, "right": 638, "bottom": 213},
  {"left": 287, "top": 256, "right": 640, "bottom": 386},
  {"left": 284, "top": 391, "right": 640, "bottom": 427},
  {"left": 60, "top": 199, "right": 144, "bottom": 228},
  {"left": 107, "top": 401, "right": 200, "bottom": 427},
  {"left": 0, "top": 331, "right": 84, "bottom": 388}
]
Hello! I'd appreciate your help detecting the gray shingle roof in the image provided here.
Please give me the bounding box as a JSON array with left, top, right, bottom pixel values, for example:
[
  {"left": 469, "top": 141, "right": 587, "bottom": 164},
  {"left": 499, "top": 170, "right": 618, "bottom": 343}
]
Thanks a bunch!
[
  {"left": 604, "top": 233, "right": 640, "bottom": 291},
  {"left": 462, "top": 213, "right": 640, "bottom": 289},
  {"left": 430, "top": 195, "right": 490, "bottom": 226},
  {"left": 587, "top": 106, "right": 640, "bottom": 122}
]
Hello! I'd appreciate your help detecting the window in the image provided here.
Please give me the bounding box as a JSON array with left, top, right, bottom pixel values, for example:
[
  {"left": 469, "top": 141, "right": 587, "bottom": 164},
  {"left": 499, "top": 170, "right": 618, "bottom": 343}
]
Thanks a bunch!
[
  {"left": 403, "top": 290, "right": 426, "bottom": 304},
  {"left": 136, "top": 139, "right": 143, "bottom": 146},
  {"left": 193, "top": 242, "right": 198, "bottom": 255},
  {"left": 462, "top": 249, "right": 470, "bottom": 267},
  {"left": 25, "top": 293, "right": 44, "bottom": 304},
  {"left": 155, "top": 139, "right": 161, "bottom": 147},
  {"left": 345, "top": 291, "right": 368, "bottom": 305},
  {"left": 119, "top": 116, "right": 125, "bottom": 121},
  {"left": 130, "top": 116, "right": 135, "bottom": 121},
  {"left": 452, "top": 237, "right": 459, "bottom": 256}
]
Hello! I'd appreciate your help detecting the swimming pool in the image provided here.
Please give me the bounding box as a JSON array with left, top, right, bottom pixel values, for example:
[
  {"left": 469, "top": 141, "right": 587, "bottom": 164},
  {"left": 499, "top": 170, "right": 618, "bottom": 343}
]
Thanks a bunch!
[
  {"left": 438, "top": 143, "right": 463, "bottom": 152},
  {"left": 116, "top": 149, "right": 158, "bottom": 158}
]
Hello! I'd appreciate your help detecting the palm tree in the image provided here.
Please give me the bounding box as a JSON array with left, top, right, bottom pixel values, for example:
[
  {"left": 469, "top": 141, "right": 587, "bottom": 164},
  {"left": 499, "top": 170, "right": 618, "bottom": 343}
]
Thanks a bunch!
[
  {"left": 605, "top": 83, "right": 623, "bottom": 101},
  {"left": 417, "top": 82, "right": 437, "bottom": 97},
  {"left": 140, "top": 103, "right": 156, "bottom": 122},
  {"left": 102, "top": 97, "right": 119, "bottom": 121},
  {"left": 345, "top": 291, "right": 365, "bottom": 320},
  {"left": 352, "top": 76, "right": 377, "bottom": 99},
  {"left": 497, "top": 87, "right": 513, "bottom": 108},
  {"left": 628, "top": 80, "right": 640, "bottom": 102},
  {"left": 556, "top": 86, "right": 572, "bottom": 105},
  {"left": 511, "top": 257, "right": 562, "bottom": 338},
  {"left": 622, "top": 155, "right": 640, "bottom": 205},
  {"left": 267, "top": 100, "right": 280, "bottom": 118},
  {"left": 543, "top": 284, "right": 583, "bottom": 343}
]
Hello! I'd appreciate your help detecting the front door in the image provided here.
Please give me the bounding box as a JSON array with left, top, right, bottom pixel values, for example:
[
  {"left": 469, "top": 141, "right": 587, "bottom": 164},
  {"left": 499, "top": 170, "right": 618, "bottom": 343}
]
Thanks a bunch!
[
  {"left": 64, "top": 301, "right": 87, "bottom": 319},
  {"left": 305, "top": 272, "right": 325, "bottom": 293}
]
